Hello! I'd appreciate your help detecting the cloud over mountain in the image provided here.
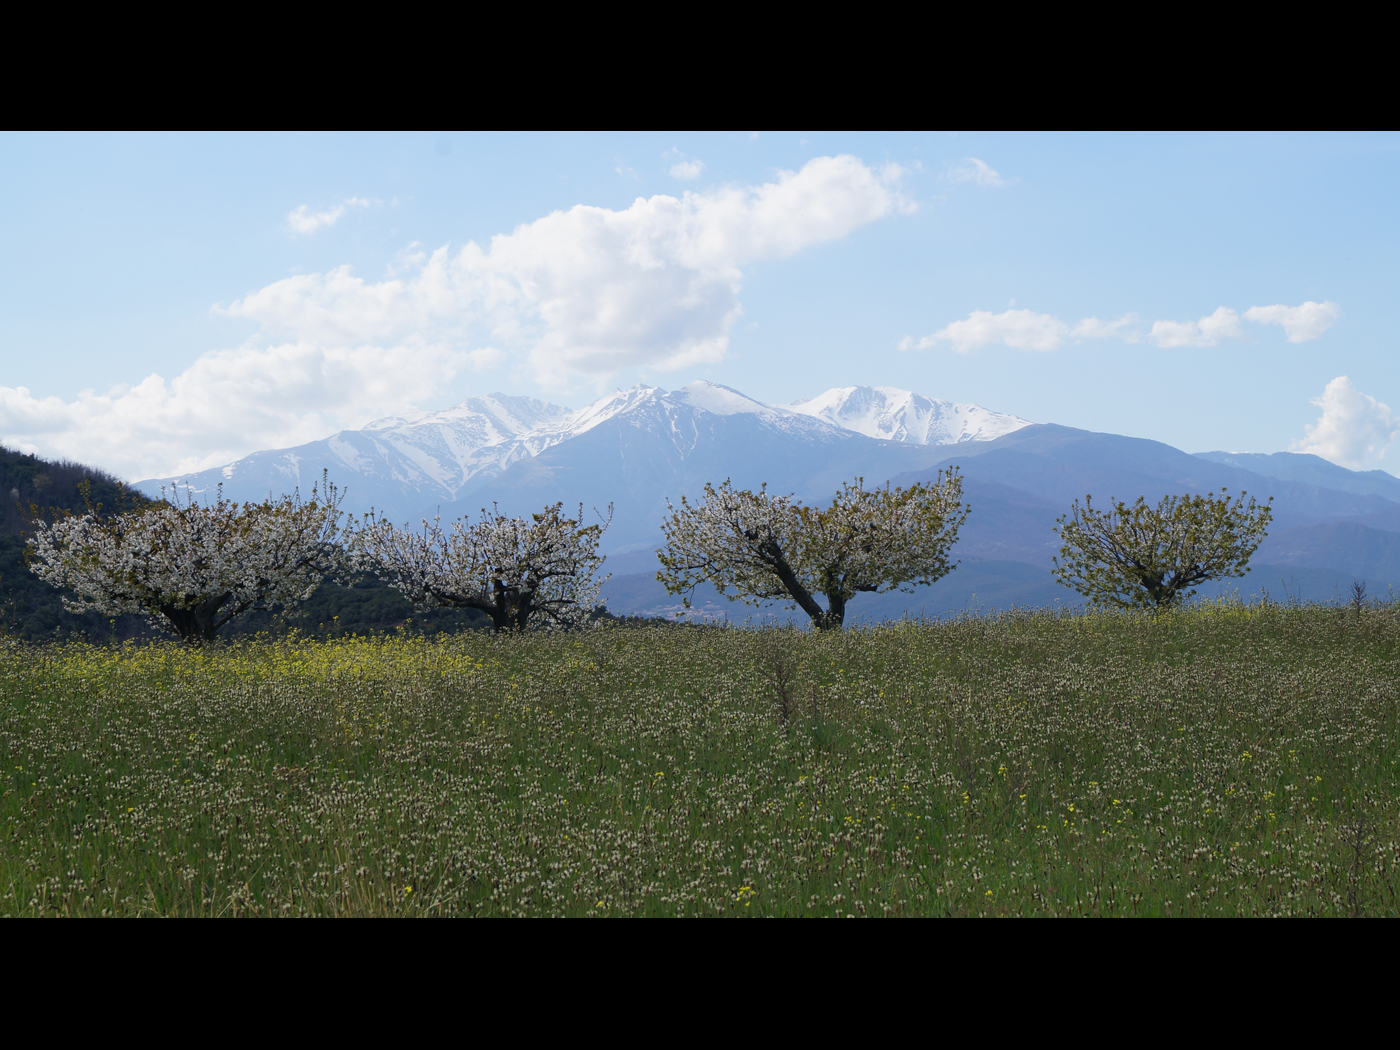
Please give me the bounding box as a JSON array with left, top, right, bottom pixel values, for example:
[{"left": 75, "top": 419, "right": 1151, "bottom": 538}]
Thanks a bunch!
[
  {"left": 3, "top": 156, "right": 908, "bottom": 479},
  {"left": 0, "top": 342, "right": 471, "bottom": 481},
  {"left": 1291, "top": 375, "right": 1399, "bottom": 469},
  {"left": 904, "top": 301, "right": 1337, "bottom": 353},
  {"left": 222, "top": 155, "right": 909, "bottom": 384}
]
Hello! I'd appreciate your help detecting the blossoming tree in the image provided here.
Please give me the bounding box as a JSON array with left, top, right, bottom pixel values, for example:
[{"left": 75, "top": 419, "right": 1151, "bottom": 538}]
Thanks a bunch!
[
  {"left": 1052, "top": 489, "right": 1274, "bottom": 609},
  {"left": 28, "top": 478, "right": 347, "bottom": 644},
  {"left": 657, "top": 471, "right": 968, "bottom": 631},
  {"left": 352, "top": 502, "right": 610, "bottom": 632}
]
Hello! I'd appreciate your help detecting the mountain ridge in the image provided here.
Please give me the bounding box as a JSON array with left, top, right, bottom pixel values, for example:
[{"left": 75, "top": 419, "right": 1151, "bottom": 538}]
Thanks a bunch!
[
  {"left": 135, "top": 382, "right": 1029, "bottom": 522},
  {"left": 125, "top": 382, "right": 1400, "bottom": 617},
  {"left": 1193, "top": 450, "right": 1400, "bottom": 502}
]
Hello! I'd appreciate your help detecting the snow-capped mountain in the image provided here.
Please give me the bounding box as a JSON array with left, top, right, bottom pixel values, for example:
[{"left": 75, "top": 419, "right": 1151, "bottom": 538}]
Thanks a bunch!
[
  {"left": 127, "top": 380, "right": 1400, "bottom": 618},
  {"left": 338, "top": 393, "right": 574, "bottom": 496},
  {"left": 141, "top": 394, "right": 574, "bottom": 510},
  {"left": 134, "top": 381, "right": 1028, "bottom": 540},
  {"left": 786, "top": 386, "right": 1030, "bottom": 444},
  {"left": 451, "top": 382, "right": 832, "bottom": 490},
  {"left": 437, "top": 382, "right": 960, "bottom": 551}
]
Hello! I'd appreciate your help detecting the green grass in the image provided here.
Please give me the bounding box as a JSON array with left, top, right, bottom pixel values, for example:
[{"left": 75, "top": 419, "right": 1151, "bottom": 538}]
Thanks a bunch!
[{"left": 3, "top": 601, "right": 1399, "bottom": 916}]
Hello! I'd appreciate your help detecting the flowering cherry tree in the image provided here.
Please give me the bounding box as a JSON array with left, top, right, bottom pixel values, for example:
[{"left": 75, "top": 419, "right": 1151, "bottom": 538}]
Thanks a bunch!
[
  {"left": 1053, "top": 489, "right": 1273, "bottom": 609},
  {"left": 353, "top": 502, "right": 610, "bottom": 632},
  {"left": 28, "top": 477, "right": 347, "bottom": 644},
  {"left": 657, "top": 471, "right": 968, "bottom": 631}
]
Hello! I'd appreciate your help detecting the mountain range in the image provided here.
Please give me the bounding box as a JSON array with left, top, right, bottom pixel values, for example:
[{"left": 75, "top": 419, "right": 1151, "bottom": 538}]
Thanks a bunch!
[
  {"left": 135, "top": 382, "right": 1400, "bottom": 620},
  {"left": 137, "top": 383, "right": 1029, "bottom": 543}
]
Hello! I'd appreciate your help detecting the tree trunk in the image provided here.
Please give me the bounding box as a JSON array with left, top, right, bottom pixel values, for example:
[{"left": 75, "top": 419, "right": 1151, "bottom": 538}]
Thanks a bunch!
[
  {"left": 816, "top": 591, "right": 847, "bottom": 631},
  {"left": 488, "top": 579, "right": 511, "bottom": 633},
  {"left": 160, "top": 592, "right": 232, "bottom": 644},
  {"left": 512, "top": 589, "right": 534, "bottom": 632},
  {"left": 762, "top": 542, "right": 832, "bottom": 629}
]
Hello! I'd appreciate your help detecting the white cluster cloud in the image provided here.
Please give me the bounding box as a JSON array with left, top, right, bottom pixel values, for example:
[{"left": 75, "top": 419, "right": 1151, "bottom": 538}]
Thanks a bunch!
[
  {"left": 0, "top": 342, "right": 472, "bottom": 482},
  {"left": 286, "top": 197, "right": 371, "bottom": 235},
  {"left": 948, "top": 158, "right": 1007, "bottom": 187},
  {"left": 1291, "top": 376, "right": 1399, "bottom": 469},
  {"left": 1148, "top": 306, "right": 1244, "bottom": 348},
  {"left": 4, "top": 156, "right": 907, "bottom": 478},
  {"left": 1244, "top": 301, "right": 1340, "bottom": 342},
  {"left": 902, "top": 309, "right": 1063, "bottom": 353},
  {"left": 226, "top": 154, "right": 909, "bottom": 384},
  {"left": 905, "top": 301, "right": 1338, "bottom": 354}
]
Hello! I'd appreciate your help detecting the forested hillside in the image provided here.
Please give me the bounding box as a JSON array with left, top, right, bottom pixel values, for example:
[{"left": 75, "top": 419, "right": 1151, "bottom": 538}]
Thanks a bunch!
[
  {"left": 0, "top": 446, "right": 489, "bottom": 642},
  {"left": 0, "top": 447, "right": 159, "bottom": 640}
]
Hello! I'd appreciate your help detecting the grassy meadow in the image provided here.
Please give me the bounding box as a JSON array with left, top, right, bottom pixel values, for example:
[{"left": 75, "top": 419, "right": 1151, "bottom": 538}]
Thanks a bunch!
[{"left": 3, "top": 602, "right": 1399, "bottom": 916}]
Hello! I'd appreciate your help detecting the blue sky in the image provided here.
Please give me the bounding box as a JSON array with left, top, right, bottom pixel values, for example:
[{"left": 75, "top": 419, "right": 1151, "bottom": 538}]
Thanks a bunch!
[{"left": 2, "top": 131, "right": 1398, "bottom": 481}]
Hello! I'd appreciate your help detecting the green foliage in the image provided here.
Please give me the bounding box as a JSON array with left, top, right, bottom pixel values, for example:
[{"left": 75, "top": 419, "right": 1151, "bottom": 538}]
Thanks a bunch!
[
  {"left": 1, "top": 446, "right": 159, "bottom": 642},
  {"left": 0, "top": 444, "right": 153, "bottom": 537},
  {"left": 4, "top": 602, "right": 1399, "bottom": 917},
  {"left": 1053, "top": 490, "right": 1273, "bottom": 609}
]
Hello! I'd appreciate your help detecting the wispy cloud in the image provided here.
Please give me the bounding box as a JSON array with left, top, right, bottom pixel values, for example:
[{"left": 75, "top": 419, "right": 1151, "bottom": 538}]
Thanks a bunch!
[
  {"left": 1244, "top": 300, "right": 1340, "bottom": 342},
  {"left": 1291, "top": 375, "right": 1399, "bottom": 469},
  {"left": 1149, "top": 306, "right": 1244, "bottom": 348},
  {"left": 1070, "top": 314, "right": 1141, "bottom": 341},
  {"left": 948, "top": 157, "right": 1008, "bottom": 187},
  {"left": 906, "top": 299, "right": 1340, "bottom": 355},
  {"left": 901, "top": 310, "right": 1139, "bottom": 354},
  {"left": 670, "top": 159, "right": 705, "bottom": 180},
  {"left": 286, "top": 197, "right": 371, "bottom": 235},
  {"left": 901, "top": 309, "right": 1067, "bottom": 353}
]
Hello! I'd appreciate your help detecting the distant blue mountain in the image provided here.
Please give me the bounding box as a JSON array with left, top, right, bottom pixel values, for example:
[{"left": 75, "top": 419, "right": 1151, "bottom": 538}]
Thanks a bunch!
[
  {"left": 596, "top": 424, "right": 1400, "bottom": 618},
  {"left": 1254, "top": 521, "right": 1400, "bottom": 582},
  {"left": 1194, "top": 450, "right": 1400, "bottom": 502},
  {"left": 893, "top": 424, "right": 1400, "bottom": 547},
  {"left": 137, "top": 386, "right": 1400, "bottom": 618}
]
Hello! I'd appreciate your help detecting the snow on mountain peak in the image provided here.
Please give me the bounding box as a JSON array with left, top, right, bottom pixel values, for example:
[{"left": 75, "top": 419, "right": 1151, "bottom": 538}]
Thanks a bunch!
[
  {"left": 786, "top": 385, "right": 1030, "bottom": 445},
  {"left": 673, "top": 380, "right": 781, "bottom": 418},
  {"left": 563, "top": 384, "right": 664, "bottom": 435},
  {"left": 136, "top": 380, "right": 1028, "bottom": 519}
]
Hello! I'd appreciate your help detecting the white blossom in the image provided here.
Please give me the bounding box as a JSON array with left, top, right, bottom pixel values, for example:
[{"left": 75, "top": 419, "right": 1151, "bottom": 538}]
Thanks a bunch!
[
  {"left": 28, "top": 477, "right": 346, "bottom": 643},
  {"left": 658, "top": 472, "right": 967, "bottom": 630},
  {"left": 352, "top": 503, "right": 610, "bottom": 632}
]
